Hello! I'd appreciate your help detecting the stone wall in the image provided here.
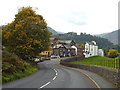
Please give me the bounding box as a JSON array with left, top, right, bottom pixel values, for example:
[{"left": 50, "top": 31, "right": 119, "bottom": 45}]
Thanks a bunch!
[{"left": 60, "top": 57, "right": 120, "bottom": 88}]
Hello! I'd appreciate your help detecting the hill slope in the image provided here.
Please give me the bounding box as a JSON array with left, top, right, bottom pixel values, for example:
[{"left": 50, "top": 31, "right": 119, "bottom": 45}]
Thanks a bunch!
[
  {"left": 48, "top": 27, "right": 58, "bottom": 35},
  {"left": 97, "top": 30, "right": 120, "bottom": 45},
  {"left": 48, "top": 27, "right": 64, "bottom": 36}
]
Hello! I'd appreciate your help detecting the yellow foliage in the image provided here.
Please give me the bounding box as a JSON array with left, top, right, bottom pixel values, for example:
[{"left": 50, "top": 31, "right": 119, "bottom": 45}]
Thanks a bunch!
[
  {"left": 108, "top": 49, "right": 118, "bottom": 53},
  {"left": 107, "top": 49, "right": 118, "bottom": 58},
  {"left": 3, "top": 32, "right": 11, "bottom": 39},
  {"left": 2, "top": 7, "right": 51, "bottom": 60},
  {"left": 20, "top": 31, "right": 26, "bottom": 36},
  {"left": 34, "top": 40, "right": 40, "bottom": 44},
  {"left": 15, "top": 24, "right": 22, "bottom": 28}
]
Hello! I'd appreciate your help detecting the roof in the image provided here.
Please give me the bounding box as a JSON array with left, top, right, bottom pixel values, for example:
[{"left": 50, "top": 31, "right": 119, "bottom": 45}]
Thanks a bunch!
[
  {"left": 53, "top": 44, "right": 62, "bottom": 48},
  {"left": 64, "top": 45, "right": 71, "bottom": 48},
  {"left": 53, "top": 44, "right": 75, "bottom": 49},
  {"left": 58, "top": 40, "right": 73, "bottom": 44},
  {"left": 86, "top": 41, "right": 97, "bottom": 45},
  {"left": 50, "top": 37, "right": 55, "bottom": 41}
]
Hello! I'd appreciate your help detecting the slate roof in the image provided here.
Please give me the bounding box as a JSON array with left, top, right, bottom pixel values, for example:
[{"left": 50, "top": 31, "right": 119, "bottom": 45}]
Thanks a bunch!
[{"left": 58, "top": 40, "right": 73, "bottom": 44}]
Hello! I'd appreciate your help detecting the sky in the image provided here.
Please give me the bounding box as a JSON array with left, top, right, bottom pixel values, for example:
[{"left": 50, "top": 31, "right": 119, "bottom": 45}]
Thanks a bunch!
[{"left": 0, "top": 0, "right": 119, "bottom": 35}]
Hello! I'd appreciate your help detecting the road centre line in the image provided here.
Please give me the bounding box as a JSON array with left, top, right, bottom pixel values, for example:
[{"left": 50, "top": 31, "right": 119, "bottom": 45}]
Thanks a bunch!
[
  {"left": 53, "top": 69, "right": 58, "bottom": 79},
  {"left": 39, "top": 69, "right": 58, "bottom": 89},
  {"left": 56, "top": 72, "right": 58, "bottom": 76},
  {"left": 54, "top": 69, "right": 57, "bottom": 73},
  {"left": 53, "top": 69, "right": 58, "bottom": 76},
  {"left": 52, "top": 76, "right": 57, "bottom": 80},
  {"left": 39, "top": 82, "right": 51, "bottom": 89}
]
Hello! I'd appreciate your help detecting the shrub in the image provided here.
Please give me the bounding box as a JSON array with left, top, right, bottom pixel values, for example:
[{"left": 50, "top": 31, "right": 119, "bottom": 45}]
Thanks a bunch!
[
  {"left": 2, "top": 50, "right": 38, "bottom": 84},
  {"left": 107, "top": 49, "right": 118, "bottom": 58},
  {"left": 2, "top": 50, "right": 25, "bottom": 74}
]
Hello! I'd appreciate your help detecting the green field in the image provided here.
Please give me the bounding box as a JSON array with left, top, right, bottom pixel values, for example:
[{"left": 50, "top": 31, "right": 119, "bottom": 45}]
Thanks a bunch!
[{"left": 70, "top": 56, "right": 120, "bottom": 69}]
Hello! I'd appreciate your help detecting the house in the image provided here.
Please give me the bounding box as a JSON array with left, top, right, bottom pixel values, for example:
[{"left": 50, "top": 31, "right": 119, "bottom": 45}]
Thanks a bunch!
[
  {"left": 52, "top": 40, "right": 84, "bottom": 57},
  {"left": 75, "top": 43, "right": 84, "bottom": 57},
  {"left": 58, "top": 40, "right": 76, "bottom": 46},
  {"left": 52, "top": 44, "right": 76, "bottom": 57},
  {"left": 84, "top": 41, "right": 104, "bottom": 58},
  {"left": 52, "top": 40, "right": 77, "bottom": 57},
  {"left": 98, "top": 49, "right": 104, "bottom": 56}
]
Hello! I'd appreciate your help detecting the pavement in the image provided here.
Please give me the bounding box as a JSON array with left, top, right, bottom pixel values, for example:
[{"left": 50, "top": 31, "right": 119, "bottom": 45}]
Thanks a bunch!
[{"left": 2, "top": 58, "right": 116, "bottom": 89}]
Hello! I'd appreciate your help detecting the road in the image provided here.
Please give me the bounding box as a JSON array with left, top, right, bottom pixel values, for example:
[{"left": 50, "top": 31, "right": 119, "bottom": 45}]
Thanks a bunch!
[{"left": 3, "top": 59, "right": 99, "bottom": 89}]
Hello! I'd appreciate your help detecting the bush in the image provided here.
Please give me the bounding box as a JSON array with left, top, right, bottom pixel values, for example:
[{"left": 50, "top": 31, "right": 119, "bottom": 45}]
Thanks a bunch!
[
  {"left": 107, "top": 49, "right": 118, "bottom": 58},
  {"left": 2, "top": 50, "right": 25, "bottom": 74},
  {"left": 2, "top": 49, "right": 38, "bottom": 84}
]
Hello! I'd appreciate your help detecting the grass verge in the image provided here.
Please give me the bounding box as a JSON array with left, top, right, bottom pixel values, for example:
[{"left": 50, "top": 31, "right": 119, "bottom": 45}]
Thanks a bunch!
[
  {"left": 2, "top": 65, "right": 38, "bottom": 84},
  {"left": 69, "top": 56, "right": 120, "bottom": 69}
]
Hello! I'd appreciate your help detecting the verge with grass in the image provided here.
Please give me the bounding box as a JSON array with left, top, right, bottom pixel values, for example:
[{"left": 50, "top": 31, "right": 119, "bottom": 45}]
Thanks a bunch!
[
  {"left": 2, "top": 65, "right": 38, "bottom": 84},
  {"left": 69, "top": 56, "right": 120, "bottom": 69}
]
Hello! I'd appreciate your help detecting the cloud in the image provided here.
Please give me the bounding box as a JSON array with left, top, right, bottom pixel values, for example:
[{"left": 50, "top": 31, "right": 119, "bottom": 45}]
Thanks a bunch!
[
  {"left": 0, "top": 0, "right": 119, "bottom": 35},
  {"left": 57, "top": 12, "right": 87, "bottom": 26}
]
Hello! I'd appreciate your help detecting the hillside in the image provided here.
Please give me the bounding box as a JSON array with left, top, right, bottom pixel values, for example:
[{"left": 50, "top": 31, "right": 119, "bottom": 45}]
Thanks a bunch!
[
  {"left": 97, "top": 30, "right": 120, "bottom": 45},
  {"left": 48, "top": 27, "right": 64, "bottom": 36},
  {"left": 48, "top": 27, "right": 58, "bottom": 35},
  {"left": 55, "top": 32, "right": 113, "bottom": 49}
]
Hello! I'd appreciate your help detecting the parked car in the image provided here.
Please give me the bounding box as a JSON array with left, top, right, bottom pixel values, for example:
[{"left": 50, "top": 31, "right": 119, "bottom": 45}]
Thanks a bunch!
[
  {"left": 34, "top": 58, "right": 43, "bottom": 62},
  {"left": 51, "top": 55, "right": 60, "bottom": 59},
  {"left": 34, "top": 58, "right": 39, "bottom": 62},
  {"left": 45, "top": 57, "right": 51, "bottom": 60},
  {"left": 39, "top": 58, "right": 43, "bottom": 62},
  {"left": 38, "top": 55, "right": 50, "bottom": 61}
]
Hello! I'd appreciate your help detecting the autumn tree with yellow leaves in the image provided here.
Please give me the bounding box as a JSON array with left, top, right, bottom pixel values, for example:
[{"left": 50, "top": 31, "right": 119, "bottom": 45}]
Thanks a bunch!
[{"left": 2, "top": 7, "right": 51, "bottom": 60}]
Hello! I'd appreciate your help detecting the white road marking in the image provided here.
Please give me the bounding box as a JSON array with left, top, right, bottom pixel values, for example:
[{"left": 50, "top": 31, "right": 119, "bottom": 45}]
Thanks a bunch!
[
  {"left": 81, "top": 72, "right": 101, "bottom": 89},
  {"left": 52, "top": 76, "right": 57, "bottom": 80},
  {"left": 54, "top": 69, "right": 57, "bottom": 73},
  {"left": 39, "top": 82, "right": 51, "bottom": 89},
  {"left": 56, "top": 73, "right": 58, "bottom": 76},
  {"left": 58, "top": 64, "right": 101, "bottom": 89},
  {"left": 54, "top": 69, "right": 58, "bottom": 76},
  {"left": 38, "top": 69, "right": 58, "bottom": 89}
]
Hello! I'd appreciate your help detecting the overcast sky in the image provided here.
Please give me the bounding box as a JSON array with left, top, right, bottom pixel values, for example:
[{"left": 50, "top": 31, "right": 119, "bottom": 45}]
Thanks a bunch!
[{"left": 0, "top": 0, "right": 119, "bottom": 35}]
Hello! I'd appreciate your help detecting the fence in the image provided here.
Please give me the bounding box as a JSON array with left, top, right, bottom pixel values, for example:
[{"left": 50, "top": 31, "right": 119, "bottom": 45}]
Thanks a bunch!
[
  {"left": 85, "top": 57, "right": 120, "bottom": 69},
  {"left": 68, "top": 56, "right": 120, "bottom": 69}
]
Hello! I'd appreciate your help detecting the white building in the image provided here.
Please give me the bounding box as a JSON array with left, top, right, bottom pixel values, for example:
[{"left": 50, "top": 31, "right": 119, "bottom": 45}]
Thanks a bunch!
[
  {"left": 71, "top": 45, "right": 77, "bottom": 55},
  {"left": 98, "top": 49, "right": 104, "bottom": 56},
  {"left": 84, "top": 41, "right": 104, "bottom": 58}
]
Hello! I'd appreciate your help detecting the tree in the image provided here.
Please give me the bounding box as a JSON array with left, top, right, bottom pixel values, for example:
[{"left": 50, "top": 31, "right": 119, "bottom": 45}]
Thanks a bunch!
[
  {"left": 103, "top": 47, "right": 111, "bottom": 56},
  {"left": 2, "top": 7, "right": 51, "bottom": 60},
  {"left": 79, "top": 42, "right": 85, "bottom": 49},
  {"left": 107, "top": 49, "right": 118, "bottom": 58}
]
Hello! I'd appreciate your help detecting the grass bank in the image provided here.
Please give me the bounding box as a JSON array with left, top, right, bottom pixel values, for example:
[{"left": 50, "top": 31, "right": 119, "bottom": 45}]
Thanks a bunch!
[
  {"left": 2, "top": 64, "right": 38, "bottom": 84},
  {"left": 69, "top": 56, "right": 120, "bottom": 69},
  {"left": 2, "top": 49, "right": 39, "bottom": 84}
]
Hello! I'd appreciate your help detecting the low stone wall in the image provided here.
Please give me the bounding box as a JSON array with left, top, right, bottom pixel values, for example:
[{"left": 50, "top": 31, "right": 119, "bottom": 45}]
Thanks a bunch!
[{"left": 60, "top": 57, "right": 120, "bottom": 88}]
